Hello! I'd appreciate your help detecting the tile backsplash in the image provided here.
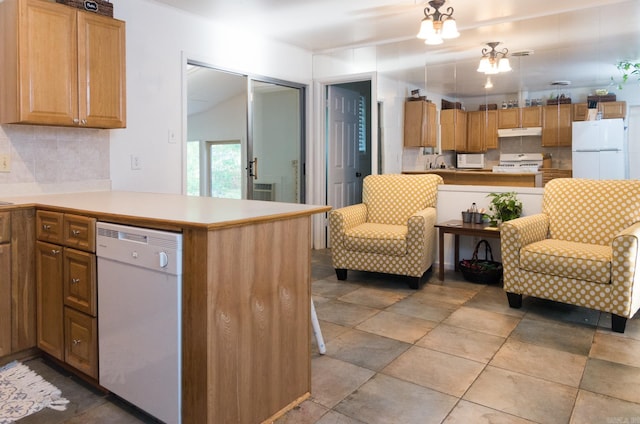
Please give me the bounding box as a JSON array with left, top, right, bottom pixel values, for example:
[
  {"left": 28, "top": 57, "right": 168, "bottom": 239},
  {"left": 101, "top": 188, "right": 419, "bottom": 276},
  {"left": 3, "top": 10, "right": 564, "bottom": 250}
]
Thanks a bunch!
[
  {"left": 0, "top": 124, "right": 111, "bottom": 195},
  {"left": 403, "top": 136, "right": 572, "bottom": 171}
]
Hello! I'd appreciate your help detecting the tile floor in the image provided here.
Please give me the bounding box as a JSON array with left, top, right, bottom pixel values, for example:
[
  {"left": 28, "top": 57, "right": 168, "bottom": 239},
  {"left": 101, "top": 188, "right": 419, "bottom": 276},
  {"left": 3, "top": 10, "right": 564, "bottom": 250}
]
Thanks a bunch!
[{"left": 7, "top": 248, "right": 640, "bottom": 424}]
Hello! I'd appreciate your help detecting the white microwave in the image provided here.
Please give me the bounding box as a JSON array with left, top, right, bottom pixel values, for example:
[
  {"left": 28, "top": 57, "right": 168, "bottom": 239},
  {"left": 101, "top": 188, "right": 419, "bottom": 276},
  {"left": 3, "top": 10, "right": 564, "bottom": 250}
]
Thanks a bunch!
[{"left": 456, "top": 153, "right": 485, "bottom": 169}]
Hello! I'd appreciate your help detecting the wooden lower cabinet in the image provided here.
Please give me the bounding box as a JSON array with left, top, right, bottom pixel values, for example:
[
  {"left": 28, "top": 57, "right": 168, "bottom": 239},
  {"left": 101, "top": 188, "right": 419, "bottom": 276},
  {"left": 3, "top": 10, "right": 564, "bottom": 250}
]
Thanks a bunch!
[
  {"left": 36, "top": 241, "right": 64, "bottom": 360},
  {"left": 35, "top": 211, "right": 97, "bottom": 378},
  {"left": 64, "top": 307, "right": 97, "bottom": 378},
  {"left": 10, "top": 209, "right": 36, "bottom": 354},
  {"left": 0, "top": 243, "right": 10, "bottom": 356}
]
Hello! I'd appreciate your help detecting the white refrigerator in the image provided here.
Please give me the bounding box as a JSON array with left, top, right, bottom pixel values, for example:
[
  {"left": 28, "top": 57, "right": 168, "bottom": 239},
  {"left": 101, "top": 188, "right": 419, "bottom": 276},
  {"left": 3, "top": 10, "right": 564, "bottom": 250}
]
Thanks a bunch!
[{"left": 572, "top": 119, "right": 626, "bottom": 179}]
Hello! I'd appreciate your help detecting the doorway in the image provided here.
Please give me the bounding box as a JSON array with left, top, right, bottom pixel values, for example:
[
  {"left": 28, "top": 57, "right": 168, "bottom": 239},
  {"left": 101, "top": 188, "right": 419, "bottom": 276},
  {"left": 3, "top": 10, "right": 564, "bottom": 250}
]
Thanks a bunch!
[
  {"left": 185, "top": 61, "right": 306, "bottom": 203},
  {"left": 326, "top": 80, "right": 373, "bottom": 210}
]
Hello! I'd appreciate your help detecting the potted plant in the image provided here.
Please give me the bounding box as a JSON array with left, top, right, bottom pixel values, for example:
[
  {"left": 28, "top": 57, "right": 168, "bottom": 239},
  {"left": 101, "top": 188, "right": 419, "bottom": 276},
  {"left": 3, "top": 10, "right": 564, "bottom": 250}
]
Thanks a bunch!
[
  {"left": 484, "top": 192, "right": 522, "bottom": 226},
  {"left": 612, "top": 60, "right": 640, "bottom": 89}
]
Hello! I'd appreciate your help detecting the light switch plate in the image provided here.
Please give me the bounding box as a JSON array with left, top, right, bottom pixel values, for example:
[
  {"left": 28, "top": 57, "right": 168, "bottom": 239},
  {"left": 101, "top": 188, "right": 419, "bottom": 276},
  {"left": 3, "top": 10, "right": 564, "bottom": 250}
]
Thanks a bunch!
[{"left": 0, "top": 154, "right": 10, "bottom": 172}]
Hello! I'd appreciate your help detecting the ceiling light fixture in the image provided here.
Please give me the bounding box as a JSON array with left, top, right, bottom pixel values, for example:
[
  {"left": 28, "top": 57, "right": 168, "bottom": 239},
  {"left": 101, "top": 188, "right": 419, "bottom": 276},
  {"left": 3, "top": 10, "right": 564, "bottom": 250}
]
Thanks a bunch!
[
  {"left": 416, "top": 0, "right": 459, "bottom": 46},
  {"left": 477, "top": 42, "right": 512, "bottom": 74},
  {"left": 484, "top": 77, "right": 493, "bottom": 89}
]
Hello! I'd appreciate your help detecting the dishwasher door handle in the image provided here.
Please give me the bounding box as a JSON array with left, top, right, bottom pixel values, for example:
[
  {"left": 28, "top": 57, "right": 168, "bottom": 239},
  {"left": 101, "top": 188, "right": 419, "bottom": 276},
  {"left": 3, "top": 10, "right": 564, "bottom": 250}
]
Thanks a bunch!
[{"left": 159, "top": 251, "right": 168, "bottom": 268}]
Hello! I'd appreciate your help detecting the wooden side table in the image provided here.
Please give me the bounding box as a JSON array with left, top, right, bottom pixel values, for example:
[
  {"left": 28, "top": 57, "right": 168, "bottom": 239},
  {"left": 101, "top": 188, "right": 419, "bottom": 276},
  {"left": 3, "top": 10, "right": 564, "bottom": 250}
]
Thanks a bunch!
[{"left": 435, "top": 219, "right": 501, "bottom": 281}]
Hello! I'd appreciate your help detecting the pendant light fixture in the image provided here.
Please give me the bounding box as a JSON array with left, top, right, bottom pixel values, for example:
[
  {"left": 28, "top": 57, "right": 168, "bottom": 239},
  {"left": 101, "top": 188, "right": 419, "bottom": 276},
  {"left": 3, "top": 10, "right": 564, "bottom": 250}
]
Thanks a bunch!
[
  {"left": 477, "top": 42, "right": 512, "bottom": 74},
  {"left": 416, "top": 0, "right": 459, "bottom": 46}
]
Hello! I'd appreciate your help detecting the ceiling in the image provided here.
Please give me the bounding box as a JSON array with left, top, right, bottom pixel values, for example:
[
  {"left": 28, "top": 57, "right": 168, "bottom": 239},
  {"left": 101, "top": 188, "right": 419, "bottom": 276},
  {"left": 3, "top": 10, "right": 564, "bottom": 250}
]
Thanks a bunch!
[{"left": 168, "top": 0, "right": 640, "bottom": 103}]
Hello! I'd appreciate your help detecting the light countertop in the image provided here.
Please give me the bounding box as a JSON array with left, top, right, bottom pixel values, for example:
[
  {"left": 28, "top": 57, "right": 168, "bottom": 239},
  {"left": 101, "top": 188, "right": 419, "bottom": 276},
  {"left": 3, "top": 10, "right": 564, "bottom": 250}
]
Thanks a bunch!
[{"left": 0, "top": 191, "right": 331, "bottom": 230}]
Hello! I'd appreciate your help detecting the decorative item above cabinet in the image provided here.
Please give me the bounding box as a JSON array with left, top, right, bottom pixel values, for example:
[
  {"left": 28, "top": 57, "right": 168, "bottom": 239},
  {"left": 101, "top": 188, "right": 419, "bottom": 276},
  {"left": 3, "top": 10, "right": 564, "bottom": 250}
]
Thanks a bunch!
[{"left": 0, "top": 0, "right": 126, "bottom": 129}]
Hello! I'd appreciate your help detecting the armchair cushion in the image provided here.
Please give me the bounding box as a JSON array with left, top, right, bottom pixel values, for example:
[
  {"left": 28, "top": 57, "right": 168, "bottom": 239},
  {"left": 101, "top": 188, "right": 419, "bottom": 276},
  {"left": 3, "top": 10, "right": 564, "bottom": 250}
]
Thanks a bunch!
[
  {"left": 344, "top": 223, "right": 407, "bottom": 256},
  {"left": 520, "top": 239, "right": 612, "bottom": 284}
]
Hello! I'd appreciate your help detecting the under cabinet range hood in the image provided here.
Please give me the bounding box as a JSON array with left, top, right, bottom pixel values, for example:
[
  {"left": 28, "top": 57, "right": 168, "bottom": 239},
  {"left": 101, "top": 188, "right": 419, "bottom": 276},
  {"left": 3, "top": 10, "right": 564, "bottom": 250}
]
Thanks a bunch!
[{"left": 497, "top": 127, "right": 542, "bottom": 138}]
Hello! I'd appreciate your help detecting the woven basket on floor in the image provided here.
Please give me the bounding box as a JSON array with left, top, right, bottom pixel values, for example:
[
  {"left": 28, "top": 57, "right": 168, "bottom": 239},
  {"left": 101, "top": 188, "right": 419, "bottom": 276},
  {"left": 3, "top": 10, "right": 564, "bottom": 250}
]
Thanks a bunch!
[{"left": 459, "top": 240, "right": 503, "bottom": 284}]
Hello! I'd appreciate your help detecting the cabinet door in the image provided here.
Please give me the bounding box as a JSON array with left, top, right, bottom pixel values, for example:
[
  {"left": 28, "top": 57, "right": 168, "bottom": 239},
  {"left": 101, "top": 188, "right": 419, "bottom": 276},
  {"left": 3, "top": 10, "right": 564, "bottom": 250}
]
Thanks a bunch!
[
  {"left": 573, "top": 103, "right": 588, "bottom": 121},
  {"left": 404, "top": 101, "right": 426, "bottom": 147},
  {"left": 600, "top": 101, "right": 626, "bottom": 119},
  {"left": 63, "top": 214, "right": 96, "bottom": 252},
  {"left": 466, "top": 111, "right": 491, "bottom": 152},
  {"left": 542, "top": 104, "right": 572, "bottom": 147},
  {"left": 521, "top": 107, "right": 542, "bottom": 127},
  {"left": 0, "top": 244, "right": 10, "bottom": 357},
  {"left": 36, "top": 210, "right": 64, "bottom": 244},
  {"left": 17, "top": 0, "right": 78, "bottom": 126},
  {"left": 440, "top": 109, "right": 466, "bottom": 151},
  {"left": 64, "top": 307, "right": 97, "bottom": 378},
  {"left": 63, "top": 248, "right": 96, "bottom": 316},
  {"left": 498, "top": 108, "right": 519, "bottom": 129},
  {"left": 78, "top": 12, "right": 126, "bottom": 128},
  {"left": 485, "top": 110, "right": 498, "bottom": 149},
  {"left": 425, "top": 102, "right": 436, "bottom": 147},
  {"left": 36, "top": 241, "right": 64, "bottom": 360}
]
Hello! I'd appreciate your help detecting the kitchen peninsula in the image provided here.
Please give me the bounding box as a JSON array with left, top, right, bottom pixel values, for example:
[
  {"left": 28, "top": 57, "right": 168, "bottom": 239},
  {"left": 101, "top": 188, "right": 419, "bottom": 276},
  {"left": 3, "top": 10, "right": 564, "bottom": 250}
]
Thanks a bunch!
[
  {"left": 0, "top": 191, "right": 330, "bottom": 424},
  {"left": 403, "top": 169, "right": 543, "bottom": 187}
]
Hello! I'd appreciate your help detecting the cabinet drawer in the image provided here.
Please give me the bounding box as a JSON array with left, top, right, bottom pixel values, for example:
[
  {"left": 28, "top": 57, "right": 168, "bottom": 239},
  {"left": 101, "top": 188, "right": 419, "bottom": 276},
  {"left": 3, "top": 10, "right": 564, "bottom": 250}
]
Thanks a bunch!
[
  {"left": 0, "top": 212, "right": 10, "bottom": 243},
  {"left": 64, "top": 307, "right": 97, "bottom": 378},
  {"left": 63, "top": 249, "right": 96, "bottom": 316},
  {"left": 36, "top": 211, "right": 64, "bottom": 244},
  {"left": 63, "top": 214, "right": 96, "bottom": 252}
]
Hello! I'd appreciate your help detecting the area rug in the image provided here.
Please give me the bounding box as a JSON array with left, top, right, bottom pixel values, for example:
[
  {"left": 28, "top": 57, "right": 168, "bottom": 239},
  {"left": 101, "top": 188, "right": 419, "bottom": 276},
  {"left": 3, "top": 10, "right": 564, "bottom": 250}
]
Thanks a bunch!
[{"left": 0, "top": 361, "right": 69, "bottom": 424}]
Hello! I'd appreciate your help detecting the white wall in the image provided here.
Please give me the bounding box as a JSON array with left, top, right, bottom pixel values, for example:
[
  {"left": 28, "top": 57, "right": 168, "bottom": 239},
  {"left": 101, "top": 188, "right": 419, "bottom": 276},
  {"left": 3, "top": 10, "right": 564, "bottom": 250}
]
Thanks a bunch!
[{"left": 108, "top": 0, "right": 312, "bottom": 194}]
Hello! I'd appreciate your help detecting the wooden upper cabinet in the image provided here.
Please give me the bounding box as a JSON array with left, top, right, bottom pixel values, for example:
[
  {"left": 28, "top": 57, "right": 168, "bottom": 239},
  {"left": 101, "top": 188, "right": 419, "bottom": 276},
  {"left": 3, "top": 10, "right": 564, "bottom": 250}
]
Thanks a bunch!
[
  {"left": 497, "top": 108, "right": 519, "bottom": 129},
  {"left": 465, "top": 110, "right": 496, "bottom": 152},
  {"left": 78, "top": 11, "right": 127, "bottom": 128},
  {"left": 404, "top": 101, "right": 436, "bottom": 147},
  {"left": 498, "top": 107, "right": 542, "bottom": 129},
  {"left": 0, "top": 0, "right": 126, "bottom": 128},
  {"left": 440, "top": 109, "right": 466, "bottom": 151},
  {"left": 599, "top": 101, "right": 626, "bottom": 119},
  {"left": 521, "top": 107, "right": 542, "bottom": 127},
  {"left": 542, "top": 104, "right": 572, "bottom": 147}
]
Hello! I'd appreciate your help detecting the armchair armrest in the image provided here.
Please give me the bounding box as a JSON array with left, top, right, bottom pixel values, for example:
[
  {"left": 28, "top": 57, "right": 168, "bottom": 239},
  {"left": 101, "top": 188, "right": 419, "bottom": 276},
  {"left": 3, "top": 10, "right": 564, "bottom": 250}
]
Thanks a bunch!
[
  {"left": 407, "top": 207, "right": 437, "bottom": 250},
  {"left": 329, "top": 203, "right": 368, "bottom": 246},
  {"left": 406, "top": 207, "right": 437, "bottom": 275},
  {"left": 611, "top": 222, "right": 640, "bottom": 317},
  {"left": 501, "top": 214, "right": 550, "bottom": 292}
]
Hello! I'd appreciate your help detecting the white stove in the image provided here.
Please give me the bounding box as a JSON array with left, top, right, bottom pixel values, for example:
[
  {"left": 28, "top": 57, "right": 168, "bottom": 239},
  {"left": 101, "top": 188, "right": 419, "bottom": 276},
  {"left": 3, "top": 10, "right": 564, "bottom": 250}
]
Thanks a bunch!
[{"left": 493, "top": 153, "right": 543, "bottom": 173}]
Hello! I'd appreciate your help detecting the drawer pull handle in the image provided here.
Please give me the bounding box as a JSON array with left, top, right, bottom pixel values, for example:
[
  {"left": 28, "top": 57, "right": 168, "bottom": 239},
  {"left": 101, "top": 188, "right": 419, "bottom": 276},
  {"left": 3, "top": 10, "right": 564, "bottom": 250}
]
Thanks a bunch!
[
  {"left": 42, "top": 224, "right": 51, "bottom": 231},
  {"left": 71, "top": 278, "right": 80, "bottom": 284},
  {"left": 72, "top": 339, "right": 82, "bottom": 345},
  {"left": 71, "top": 230, "right": 81, "bottom": 236},
  {"left": 51, "top": 249, "right": 61, "bottom": 255}
]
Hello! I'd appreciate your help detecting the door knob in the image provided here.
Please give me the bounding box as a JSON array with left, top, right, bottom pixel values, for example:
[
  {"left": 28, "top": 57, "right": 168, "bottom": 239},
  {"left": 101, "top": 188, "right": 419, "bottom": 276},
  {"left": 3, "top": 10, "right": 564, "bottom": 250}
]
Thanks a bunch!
[{"left": 356, "top": 172, "right": 362, "bottom": 177}]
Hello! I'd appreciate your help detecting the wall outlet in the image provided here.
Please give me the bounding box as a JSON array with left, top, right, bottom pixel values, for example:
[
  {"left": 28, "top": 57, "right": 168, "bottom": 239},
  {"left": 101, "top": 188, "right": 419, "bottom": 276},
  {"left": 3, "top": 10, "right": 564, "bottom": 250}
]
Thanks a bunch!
[
  {"left": 0, "top": 154, "right": 10, "bottom": 172},
  {"left": 168, "top": 129, "right": 177, "bottom": 144},
  {"left": 130, "top": 155, "right": 142, "bottom": 170}
]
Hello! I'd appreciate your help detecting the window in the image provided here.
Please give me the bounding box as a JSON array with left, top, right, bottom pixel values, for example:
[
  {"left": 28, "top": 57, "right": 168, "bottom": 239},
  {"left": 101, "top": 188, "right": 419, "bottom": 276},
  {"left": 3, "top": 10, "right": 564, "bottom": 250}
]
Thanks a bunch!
[
  {"left": 186, "top": 140, "right": 241, "bottom": 198},
  {"left": 358, "top": 95, "right": 367, "bottom": 153}
]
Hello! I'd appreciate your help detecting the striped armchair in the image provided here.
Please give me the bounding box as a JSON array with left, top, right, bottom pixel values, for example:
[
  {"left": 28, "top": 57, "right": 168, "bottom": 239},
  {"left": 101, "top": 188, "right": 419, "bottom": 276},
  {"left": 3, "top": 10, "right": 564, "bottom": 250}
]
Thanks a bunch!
[
  {"left": 329, "top": 174, "right": 443, "bottom": 289},
  {"left": 501, "top": 178, "right": 640, "bottom": 333}
]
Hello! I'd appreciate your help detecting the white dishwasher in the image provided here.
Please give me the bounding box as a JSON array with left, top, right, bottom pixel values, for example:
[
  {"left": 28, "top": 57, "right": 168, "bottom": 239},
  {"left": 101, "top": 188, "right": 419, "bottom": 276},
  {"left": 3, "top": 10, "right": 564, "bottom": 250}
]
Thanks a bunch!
[{"left": 96, "top": 222, "right": 182, "bottom": 424}]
